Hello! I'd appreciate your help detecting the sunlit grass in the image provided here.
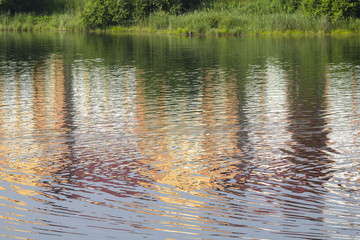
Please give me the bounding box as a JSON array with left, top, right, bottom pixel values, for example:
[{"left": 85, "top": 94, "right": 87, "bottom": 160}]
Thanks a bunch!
[{"left": 131, "top": 10, "right": 360, "bottom": 36}]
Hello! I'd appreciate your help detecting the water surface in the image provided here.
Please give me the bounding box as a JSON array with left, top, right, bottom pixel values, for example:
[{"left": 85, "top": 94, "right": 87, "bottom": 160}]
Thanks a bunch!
[{"left": 0, "top": 32, "right": 360, "bottom": 239}]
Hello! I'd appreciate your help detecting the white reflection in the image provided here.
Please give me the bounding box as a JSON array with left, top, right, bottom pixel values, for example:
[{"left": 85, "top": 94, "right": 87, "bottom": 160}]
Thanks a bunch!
[
  {"left": 245, "top": 58, "right": 292, "bottom": 160},
  {"left": 0, "top": 56, "right": 69, "bottom": 196},
  {"left": 322, "top": 64, "right": 360, "bottom": 239},
  {"left": 325, "top": 64, "right": 360, "bottom": 193}
]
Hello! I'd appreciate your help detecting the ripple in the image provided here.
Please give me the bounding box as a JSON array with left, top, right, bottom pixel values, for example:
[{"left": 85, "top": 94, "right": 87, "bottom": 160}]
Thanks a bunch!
[{"left": 1, "top": 33, "right": 360, "bottom": 239}]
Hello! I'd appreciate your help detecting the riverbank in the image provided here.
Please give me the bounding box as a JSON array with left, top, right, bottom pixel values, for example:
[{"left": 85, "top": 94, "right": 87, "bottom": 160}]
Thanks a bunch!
[
  {"left": 1, "top": 9, "right": 360, "bottom": 35},
  {"left": 113, "top": 10, "right": 360, "bottom": 36}
]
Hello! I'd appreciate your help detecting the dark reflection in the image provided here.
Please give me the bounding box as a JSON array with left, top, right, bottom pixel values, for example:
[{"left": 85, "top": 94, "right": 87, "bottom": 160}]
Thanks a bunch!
[
  {"left": 285, "top": 57, "right": 334, "bottom": 185},
  {"left": 33, "top": 54, "right": 77, "bottom": 201},
  {"left": 213, "top": 38, "right": 338, "bottom": 192},
  {"left": 278, "top": 55, "right": 333, "bottom": 239},
  {"left": 1, "top": 32, "right": 360, "bottom": 240},
  {"left": 209, "top": 67, "right": 254, "bottom": 194}
]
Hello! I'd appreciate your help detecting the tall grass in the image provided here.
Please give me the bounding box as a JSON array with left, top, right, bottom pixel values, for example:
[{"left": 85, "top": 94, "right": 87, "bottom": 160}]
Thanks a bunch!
[
  {"left": 133, "top": 9, "right": 360, "bottom": 35},
  {"left": 126, "top": 0, "right": 360, "bottom": 35},
  {"left": 0, "top": 12, "right": 84, "bottom": 31},
  {"left": 0, "top": 0, "right": 86, "bottom": 31}
]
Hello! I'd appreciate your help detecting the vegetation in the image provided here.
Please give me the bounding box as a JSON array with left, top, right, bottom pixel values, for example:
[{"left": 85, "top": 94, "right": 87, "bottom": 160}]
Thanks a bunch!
[
  {"left": 0, "top": 0, "right": 360, "bottom": 35},
  {"left": 303, "top": 0, "right": 360, "bottom": 20},
  {"left": 0, "top": 0, "right": 84, "bottom": 13},
  {"left": 80, "top": 0, "right": 201, "bottom": 28}
]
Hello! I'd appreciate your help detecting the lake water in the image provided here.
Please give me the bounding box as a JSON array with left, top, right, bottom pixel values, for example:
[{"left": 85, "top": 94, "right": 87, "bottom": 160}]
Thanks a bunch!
[{"left": 0, "top": 32, "right": 360, "bottom": 240}]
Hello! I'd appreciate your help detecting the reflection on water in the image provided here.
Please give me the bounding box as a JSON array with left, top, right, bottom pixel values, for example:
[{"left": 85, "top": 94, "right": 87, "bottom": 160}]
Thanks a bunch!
[{"left": 0, "top": 32, "right": 360, "bottom": 239}]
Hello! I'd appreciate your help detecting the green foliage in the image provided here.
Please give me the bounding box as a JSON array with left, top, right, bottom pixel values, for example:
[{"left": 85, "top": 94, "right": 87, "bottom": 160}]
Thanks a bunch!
[
  {"left": 303, "top": 0, "right": 360, "bottom": 19},
  {"left": 285, "top": 0, "right": 303, "bottom": 12},
  {"left": 239, "top": 0, "right": 302, "bottom": 15},
  {"left": 81, "top": 0, "right": 132, "bottom": 28},
  {"left": 0, "top": 0, "right": 85, "bottom": 13},
  {"left": 81, "top": 0, "right": 202, "bottom": 29}
]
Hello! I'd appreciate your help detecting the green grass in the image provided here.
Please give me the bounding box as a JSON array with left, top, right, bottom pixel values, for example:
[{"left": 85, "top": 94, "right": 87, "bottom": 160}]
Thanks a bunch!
[
  {"left": 0, "top": 11, "right": 84, "bottom": 31},
  {"left": 126, "top": 10, "right": 360, "bottom": 36}
]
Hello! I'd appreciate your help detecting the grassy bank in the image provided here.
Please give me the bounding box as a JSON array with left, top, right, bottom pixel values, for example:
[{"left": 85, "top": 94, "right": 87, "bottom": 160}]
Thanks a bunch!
[
  {"left": 123, "top": 10, "right": 360, "bottom": 35},
  {"left": 0, "top": 11, "right": 84, "bottom": 31},
  {"left": 1, "top": 1, "right": 360, "bottom": 35}
]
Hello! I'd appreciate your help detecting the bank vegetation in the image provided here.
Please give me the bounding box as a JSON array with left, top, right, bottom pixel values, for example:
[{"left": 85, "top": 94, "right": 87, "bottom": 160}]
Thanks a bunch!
[{"left": 1, "top": 0, "right": 360, "bottom": 35}]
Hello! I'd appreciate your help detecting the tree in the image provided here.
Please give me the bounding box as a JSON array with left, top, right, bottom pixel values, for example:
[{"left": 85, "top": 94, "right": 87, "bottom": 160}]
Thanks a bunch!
[
  {"left": 0, "top": 0, "right": 67, "bottom": 13},
  {"left": 303, "top": 0, "right": 360, "bottom": 19}
]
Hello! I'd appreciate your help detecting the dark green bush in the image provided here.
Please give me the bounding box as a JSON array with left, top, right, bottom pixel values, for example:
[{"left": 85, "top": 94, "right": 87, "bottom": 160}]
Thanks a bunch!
[{"left": 303, "top": 0, "right": 360, "bottom": 20}]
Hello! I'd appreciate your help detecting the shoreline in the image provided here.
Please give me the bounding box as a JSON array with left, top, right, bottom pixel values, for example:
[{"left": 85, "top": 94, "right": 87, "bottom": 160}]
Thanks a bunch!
[{"left": 1, "top": 12, "right": 360, "bottom": 37}]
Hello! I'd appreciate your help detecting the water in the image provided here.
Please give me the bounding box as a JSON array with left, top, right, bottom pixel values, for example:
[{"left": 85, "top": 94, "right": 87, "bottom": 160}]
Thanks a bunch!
[{"left": 0, "top": 32, "right": 360, "bottom": 240}]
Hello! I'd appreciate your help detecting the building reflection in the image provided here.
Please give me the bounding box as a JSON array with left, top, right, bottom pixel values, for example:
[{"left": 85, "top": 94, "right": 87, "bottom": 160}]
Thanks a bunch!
[
  {"left": 210, "top": 60, "right": 299, "bottom": 195},
  {"left": 127, "top": 67, "right": 246, "bottom": 234},
  {"left": 2, "top": 34, "right": 360, "bottom": 239},
  {"left": 66, "top": 60, "right": 144, "bottom": 200},
  {"left": 0, "top": 55, "right": 75, "bottom": 235},
  {"left": 202, "top": 59, "right": 336, "bottom": 235},
  {"left": 0, "top": 38, "right": 337, "bottom": 205},
  {"left": 33, "top": 55, "right": 76, "bottom": 200},
  {"left": 233, "top": 58, "right": 335, "bottom": 193},
  {"left": 273, "top": 58, "right": 343, "bottom": 237},
  {"left": 0, "top": 56, "right": 149, "bottom": 229},
  {"left": 134, "top": 68, "right": 242, "bottom": 198},
  {"left": 128, "top": 57, "right": 340, "bottom": 236},
  {"left": 0, "top": 55, "right": 343, "bottom": 193},
  {"left": 0, "top": 55, "right": 73, "bottom": 198},
  {"left": 0, "top": 61, "right": 44, "bottom": 197},
  {"left": 283, "top": 60, "right": 334, "bottom": 191},
  {"left": 322, "top": 64, "right": 360, "bottom": 236},
  {"left": 325, "top": 64, "right": 360, "bottom": 195}
]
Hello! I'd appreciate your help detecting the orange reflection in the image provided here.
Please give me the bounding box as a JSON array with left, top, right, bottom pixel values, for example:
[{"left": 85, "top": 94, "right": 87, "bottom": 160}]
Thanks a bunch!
[
  {"left": 0, "top": 55, "right": 70, "bottom": 198},
  {"left": 134, "top": 68, "right": 241, "bottom": 201}
]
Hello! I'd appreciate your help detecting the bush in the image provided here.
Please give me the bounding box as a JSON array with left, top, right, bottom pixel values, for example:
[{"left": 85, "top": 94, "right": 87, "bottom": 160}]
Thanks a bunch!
[
  {"left": 81, "top": 0, "right": 203, "bottom": 29},
  {"left": 303, "top": 0, "right": 360, "bottom": 20},
  {"left": 81, "top": 0, "right": 132, "bottom": 28}
]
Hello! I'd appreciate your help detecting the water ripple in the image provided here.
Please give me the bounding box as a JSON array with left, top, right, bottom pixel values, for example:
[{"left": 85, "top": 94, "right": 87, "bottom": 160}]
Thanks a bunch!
[{"left": 1, "top": 33, "right": 360, "bottom": 239}]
